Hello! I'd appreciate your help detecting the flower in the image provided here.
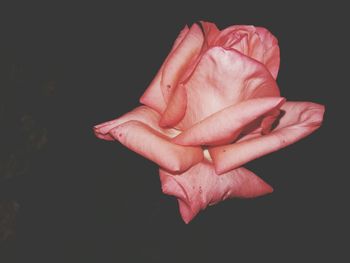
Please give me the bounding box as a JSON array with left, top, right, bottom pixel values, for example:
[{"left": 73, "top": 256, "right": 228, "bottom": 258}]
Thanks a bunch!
[{"left": 94, "top": 21, "right": 325, "bottom": 223}]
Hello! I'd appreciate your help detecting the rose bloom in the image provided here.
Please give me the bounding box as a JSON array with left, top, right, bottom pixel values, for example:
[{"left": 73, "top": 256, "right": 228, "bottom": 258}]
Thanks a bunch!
[{"left": 94, "top": 21, "right": 325, "bottom": 223}]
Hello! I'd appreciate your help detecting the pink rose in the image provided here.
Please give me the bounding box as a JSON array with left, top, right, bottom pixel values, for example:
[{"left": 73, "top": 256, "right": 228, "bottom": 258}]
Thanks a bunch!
[{"left": 94, "top": 21, "right": 325, "bottom": 223}]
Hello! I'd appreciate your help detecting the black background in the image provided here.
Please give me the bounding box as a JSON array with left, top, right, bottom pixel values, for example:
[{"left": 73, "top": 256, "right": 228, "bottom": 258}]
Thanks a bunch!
[{"left": 0, "top": 2, "right": 347, "bottom": 262}]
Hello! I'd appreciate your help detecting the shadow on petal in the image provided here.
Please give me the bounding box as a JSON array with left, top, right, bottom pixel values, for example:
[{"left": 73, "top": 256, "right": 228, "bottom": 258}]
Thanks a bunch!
[{"left": 210, "top": 102, "right": 325, "bottom": 174}]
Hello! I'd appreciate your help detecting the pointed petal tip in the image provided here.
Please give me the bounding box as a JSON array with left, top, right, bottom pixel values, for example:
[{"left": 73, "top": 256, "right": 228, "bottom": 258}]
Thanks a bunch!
[
  {"left": 265, "top": 184, "right": 274, "bottom": 194},
  {"left": 139, "top": 94, "right": 146, "bottom": 105},
  {"left": 160, "top": 175, "right": 186, "bottom": 200},
  {"left": 181, "top": 214, "right": 192, "bottom": 224},
  {"left": 178, "top": 199, "right": 196, "bottom": 224},
  {"left": 278, "top": 96, "right": 286, "bottom": 104},
  {"left": 93, "top": 123, "right": 102, "bottom": 129},
  {"left": 93, "top": 125, "right": 115, "bottom": 141},
  {"left": 93, "top": 122, "right": 110, "bottom": 134}
]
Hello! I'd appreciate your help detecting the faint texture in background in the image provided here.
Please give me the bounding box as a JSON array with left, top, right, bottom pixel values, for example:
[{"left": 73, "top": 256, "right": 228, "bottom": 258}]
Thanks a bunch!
[
  {"left": 0, "top": 60, "right": 55, "bottom": 242},
  {"left": 0, "top": 201, "right": 19, "bottom": 242}
]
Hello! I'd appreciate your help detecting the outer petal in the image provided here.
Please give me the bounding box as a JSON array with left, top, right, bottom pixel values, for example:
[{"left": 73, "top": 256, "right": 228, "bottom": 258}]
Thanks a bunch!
[
  {"left": 210, "top": 102, "right": 325, "bottom": 174},
  {"left": 160, "top": 23, "right": 204, "bottom": 104},
  {"left": 177, "top": 47, "right": 280, "bottom": 130},
  {"left": 108, "top": 120, "right": 203, "bottom": 173},
  {"left": 172, "top": 97, "right": 285, "bottom": 146},
  {"left": 255, "top": 27, "right": 278, "bottom": 48},
  {"left": 159, "top": 83, "right": 187, "bottom": 127},
  {"left": 159, "top": 24, "right": 205, "bottom": 127},
  {"left": 200, "top": 21, "right": 220, "bottom": 46},
  {"left": 139, "top": 25, "right": 190, "bottom": 113},
  {"left": 256, "top": 27, "right": 280, "bottom": 79},
  {"left": 160, "top": 161, "right": 273, "bottom": 223},
  {"left": 93, "top": 106, "right": 180, "bottom": 141}
]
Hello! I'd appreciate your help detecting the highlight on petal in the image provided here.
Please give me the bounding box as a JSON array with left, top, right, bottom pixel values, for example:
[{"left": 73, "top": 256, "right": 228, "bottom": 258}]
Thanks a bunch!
[
  {"left": 172, "top": 97, "right": 285, "bottom": 146},
  {"left": 139, "top": 25, "right": 190, "bottom": 113},
  {"left": 93, "top": 106, "right": 180, "bottom": 141},
  {"left": 177, "top": 46, "right": 280, "bottom": 130},
  {"left": 108, "top": 120, "right": 203, "bottom": 173},
  {"left": 210, "top": 102, "right": 325, "bottom": 174},
  {"left": 160, "top": 161, "right": 273, "bottom": 223}
]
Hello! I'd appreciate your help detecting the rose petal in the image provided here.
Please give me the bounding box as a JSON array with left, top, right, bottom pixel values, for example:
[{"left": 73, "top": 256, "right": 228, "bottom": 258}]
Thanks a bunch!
[
  {"left": 177, "top": 46, "right": 280, "bottom": 130},
  {"left": 160, "top": 161, "right": 273, "bottom": 223},
  {"left": 109, "top": 120, "right": 203, "bottom": 173},
  {"left": 172, "top": 97, "right": 285, "bottom": 146},
  {"left": 215, "top": 25, "right": 266, "bottom": 63},
  {"left": 138, "top": 70, "right": 167, "bottom": 114},
  {"left": 93, "top": 106, "right": 180, "bottom": 140},
  {"left": 255, "top": 27, "right": 278, "bottom": 48},
  {"left": 214, "top": 25, "right": 256, "bottom": 49},
  {"left": 159, "top": 83, "right": 187, "bottom": 128},
  {"left": 210, "top": 102, "right": 325, "bottom": 174},
  {"left": 158, "top": 24, "right": 205, "bottom": 127},
  {"left": 200, "top": 21, "right": 220, "bottom": 46},
  {"left": 213, "top": 25, "right": 280, "bottom": 79},
  {"left": 255, "top": 27, "right": 280, "bottom": 79},
  {"left": 230, "top": 33, "right": 250, "bottom": 55},
  {"left": 262, "top": 45, "right": 280, "bottom": 80},
  {"left": 139, "top": 25, "right": 190, "bottom": 113},
  {"left": 160, "top": 23, "right": 204, "bottom": 104}
]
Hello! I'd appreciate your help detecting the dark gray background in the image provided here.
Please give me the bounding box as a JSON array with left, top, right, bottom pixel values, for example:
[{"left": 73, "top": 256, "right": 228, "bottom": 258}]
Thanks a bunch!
[{"left": 0, "top": 2, "right": 347, "bottom": 262}]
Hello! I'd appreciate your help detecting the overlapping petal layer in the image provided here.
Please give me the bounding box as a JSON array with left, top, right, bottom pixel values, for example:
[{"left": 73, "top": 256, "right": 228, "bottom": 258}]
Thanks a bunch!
[
  {"left": 176, "top": 47, "right": 280, "bottom": 129},
  {"left": 200, "top": 21, "right": 220, "bottom": 46},
  {"left": 209, "top": 102, "right": 325, "bottom": 174},
  {"left": 172, "top": 97, "right": 285, "bottom": 146},
  {"left": 160, "top": 161, "right": 273, "bottom": 223},
  {"left": 255, "top": 27, "right": 280, "bottom": 79},
  {"left": 94, "top": 106, "right": 179, "bottom": 140},
  {"left": 109, "top": 121, "right": 203, "bottom": 173},
  {"left": 139, "top": 25, "right": 190, "bottom": 113},
  {"left": 160, "top": 23, "right": 204, "bottom": 104},
  {"left": 210, "top": 24, "right": 280, "bottom": 79},
  {"left": 94, "top": 106, "right": 203, "bottom": 173}
]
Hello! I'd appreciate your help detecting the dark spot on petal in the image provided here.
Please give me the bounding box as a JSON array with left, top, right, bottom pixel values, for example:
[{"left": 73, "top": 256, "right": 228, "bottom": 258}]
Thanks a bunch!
[
  {"left": 167, "top": 84, "right": 171, "bottom": 89},
  {"left": 118, "top": 133, "right": 122, "bottom": 137},
  {"left": 199, "top": 186, "right": 202, "bottom": 194},
  {"left": 223, "top": 149, "right": 226, "bottom": 152}
]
